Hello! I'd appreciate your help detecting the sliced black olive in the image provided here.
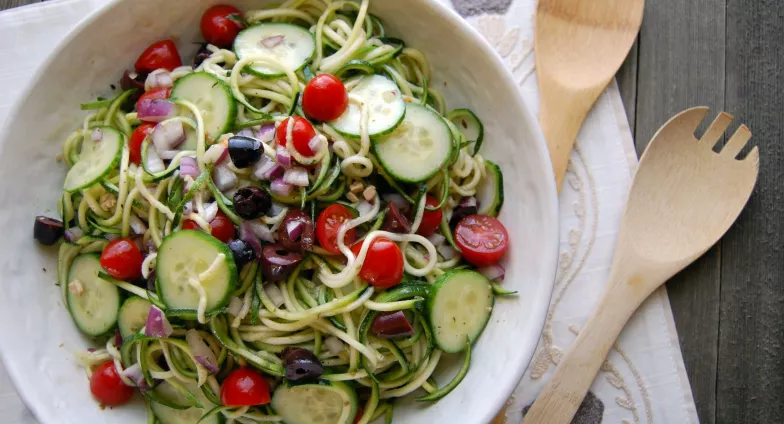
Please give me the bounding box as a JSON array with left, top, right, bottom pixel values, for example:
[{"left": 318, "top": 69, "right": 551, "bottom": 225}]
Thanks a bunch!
[
  {"left": 233, "top": 187, "right": 272, "bottom": 220},
  {"left": 192, "top": 44, "right": 212, "bottom": 68},
  {"left": 278, "top": 210, "right": 314, "bottom": 252},
  {"left": 228, "top": 135, "right": 263, "bottom": 168},
  {"left": 33, "top": 216, "right": 64, "bottom": 246},
  {"left": 450, "top": 204, "right": 478, "bottom": 229},
  {"left": 261, "top": 244, "right": 303, "bottom": 281},
  {"left": 382, "top": 203, "right": 411, "bottom": 234},
  {"left": 227, "top": 239, "right": 255, "bottom": 268},
  {"left": 281, "top": 347, "right": 324, "bottom": 382}
]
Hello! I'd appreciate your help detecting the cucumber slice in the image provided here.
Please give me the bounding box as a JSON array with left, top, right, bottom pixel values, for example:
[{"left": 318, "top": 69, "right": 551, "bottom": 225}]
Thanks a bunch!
[
  {"left": 271, "top": 381, "right": 358, "bottom": 424},
  {"left": 329, "top": 75, "right": 405, "bottom": 138},
  {"left": 427, "top": 270, "right": 493, "bottom": 353},
  {"left": 63, "top": 126, "right": 123, "bottom": 192},
  {"left": 447, "top": 108, "right": 484, "bottom": 155},
  {"left": 150, "top": 381, "right": 221, "bottom": 424},
  {"left": 65, "top": 254, "right": 121, "bottom": 336},
  {"left": 476, "top": 160, "right": 504, "bottom": 217},
  {"left": 234, "top": 23, "right": 316, "bottom": 77},
  {"left": 171, "top": 72, "right": 237, "bottom": 142},
  {"left": 118, "top": 296, "right": 152, "bottom": 339},
  {"left": 372, "top": 103, "right": 453, "bottom": 183},
  {"left": 156, "top": 230, "right": 237, "bottom": 313}
]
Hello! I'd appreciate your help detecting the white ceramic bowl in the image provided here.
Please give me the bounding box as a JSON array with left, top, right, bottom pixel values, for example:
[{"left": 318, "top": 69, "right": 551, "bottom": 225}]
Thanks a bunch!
[{"left": 0, "top": 1, "right": 558, "bottom": 423}]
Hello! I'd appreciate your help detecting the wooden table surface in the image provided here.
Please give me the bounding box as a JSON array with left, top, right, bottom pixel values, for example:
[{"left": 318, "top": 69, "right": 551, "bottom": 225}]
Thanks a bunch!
[{"left": 2, "top": 0, "right": 783, "bottom": 423}]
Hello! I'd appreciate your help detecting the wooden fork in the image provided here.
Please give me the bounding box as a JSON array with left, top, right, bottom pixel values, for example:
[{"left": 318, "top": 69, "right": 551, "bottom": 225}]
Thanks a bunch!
[{"left": 521, "top": 107, "right": 759, "bottom": 424}]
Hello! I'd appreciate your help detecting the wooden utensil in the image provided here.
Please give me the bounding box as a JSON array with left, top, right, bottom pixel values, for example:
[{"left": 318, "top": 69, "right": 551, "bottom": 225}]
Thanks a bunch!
[
  {"left": 536, "top": 0, "right": 645, "bottom": 190},
  {"left": 522, "top": 107, "right": 759, "bottom": 424}
]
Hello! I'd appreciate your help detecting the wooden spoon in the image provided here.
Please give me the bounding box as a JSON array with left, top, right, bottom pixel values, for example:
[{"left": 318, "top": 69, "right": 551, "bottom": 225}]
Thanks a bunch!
[
  {"left": 521, "top": 107, "right": 759, "bottom": 424},
  {"left": 536, "top": 0, "right": 645, "bottom": 190}
]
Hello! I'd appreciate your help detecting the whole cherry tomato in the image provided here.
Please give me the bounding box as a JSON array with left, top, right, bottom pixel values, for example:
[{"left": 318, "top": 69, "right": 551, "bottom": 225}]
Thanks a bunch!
[
  {"left": 182, "top": 210, "right": 236, "bottom": 243},
  {"left": 100, "top": 238, "right": 143, "bottom": 281},
  {"left": 416, "top": 195, "right": 442, "bottom": 237},
  {"left": 90, "top": 361, "right": 134, "bottom": 406},
  {"left": 316, "top": 204, "right": 356, "bottom": 254},
  {"left": 201, "top": 5, "right": 245, "bottom": 48},
  {"left": 134, "top": 40, "right": 182, "bottom": 73},
  {"left": 303, "top": 74, "right": 349, "bottom": 121},
  {"left": 220, "top": 368, "right": 271, "bottom": 406},
  {"left": 129, "top": 123, "right": 155, "bottom": 164},
  {"left": 275, "top": 117, "right": 318, "bottom": 157},
  {"left": 454, "top": 214, "right": 509, "bottom": 267},
  {"left": 350, "top": 237, "right": 404, "bottom": 288}
]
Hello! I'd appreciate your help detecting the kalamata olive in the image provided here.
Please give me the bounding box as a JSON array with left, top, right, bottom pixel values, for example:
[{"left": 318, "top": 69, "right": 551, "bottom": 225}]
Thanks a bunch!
[
  {"left": 449, "top": 199, "right": 478, "bottom": 229},
  {"left": 120, "top": 69, "right": 147, "bottom": 92},
  {"left": 192, "top": 44, "right": 212, "bottom": 68},
  {"left": 371, "top": 311, "right": 415, "bottom": 339},
  {"left": 261, "top": 244, "right": 303, "bottom": 281},
  {"left": 278, "top": 210, "right": 314, "bottom": 252},
  {"left": 227, "top": 239, "right": 255, "bottom": 268},
  {"left": 228, "top": 135, "right": 262, "bottom": 168},
  {"left": 233, "top": 187, "right": 271, "bottom": 219},
  {"left": 382, "top": 203, "right": 411, "bottom": 234},
  {"left": 146, "top": 270, "right": 157, "bottom": 291},
  {"left": 281, "top": 347, "right": 324, "bottom": 382},
  {"left": 33, "top": 216, "right": 64, "bottom": 246}
]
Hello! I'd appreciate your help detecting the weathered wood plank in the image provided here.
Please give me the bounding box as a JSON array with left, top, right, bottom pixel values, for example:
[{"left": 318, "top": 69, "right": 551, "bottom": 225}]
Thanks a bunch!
[
  {"left": 718, "top": 1, "right": 784, "bottom": 422},
  {"left": 0, "top": 0, "right": 40, "bottom": 9},
  {"left": 634, "top": 1, "right": 726, "bottom": 423}
]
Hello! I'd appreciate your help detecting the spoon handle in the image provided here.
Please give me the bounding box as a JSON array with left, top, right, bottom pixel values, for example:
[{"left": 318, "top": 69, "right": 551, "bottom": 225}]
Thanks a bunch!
[{"left": 521, "top": 278, "right": 642, "bottom": 424}]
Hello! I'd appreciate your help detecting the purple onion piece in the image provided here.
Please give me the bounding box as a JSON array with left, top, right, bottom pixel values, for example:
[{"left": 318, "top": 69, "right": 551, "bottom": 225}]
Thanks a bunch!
[
  {"left": 258, "top": 124, "right": 276, "bottom": 143},
  {"left": 477, "top": 264, "right": 505, "bottom": 282},
  {"left": 371, "top": 311, "right": 414, "bottom": 339},
  {"left": 186, "top": 329, "right": 219, "bottom": 374},
  {"left": 276, "top": 146, "right": 292, "bottom": 168},
  {"left": 179, "top": 156, "right": 199, "bottom": 178},
  {"left": 137, "top": 99, "right": 176, "bottom": 123},
  {"left": 145, "top": 306, "right": 173, "bottom": 338},
  {"left": 270, "top": 178, "right": 293, "bottom": 196},
  {"left": 239, "top": 221, "right": 263, "bottom": 259}
]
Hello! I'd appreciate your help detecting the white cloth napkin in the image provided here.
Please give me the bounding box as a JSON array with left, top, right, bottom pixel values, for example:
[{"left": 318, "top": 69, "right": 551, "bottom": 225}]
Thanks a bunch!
[{"left": 0, "top": 1, "right": 699, "bottom": 423}]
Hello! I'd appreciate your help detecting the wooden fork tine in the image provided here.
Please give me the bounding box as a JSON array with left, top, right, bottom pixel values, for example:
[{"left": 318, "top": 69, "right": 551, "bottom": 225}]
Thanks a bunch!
[
  {"left": 722, "top": 125, "right": 752, "bottom": 158},
  {"left": 699, "top": 112, "right": 734, "bottom": 147}
]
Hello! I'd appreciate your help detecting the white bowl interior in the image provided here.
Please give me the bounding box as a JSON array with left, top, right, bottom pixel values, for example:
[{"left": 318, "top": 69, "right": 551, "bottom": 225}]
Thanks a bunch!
[{"left": 0, "top": 1, "right": 558, "bottom": 423}]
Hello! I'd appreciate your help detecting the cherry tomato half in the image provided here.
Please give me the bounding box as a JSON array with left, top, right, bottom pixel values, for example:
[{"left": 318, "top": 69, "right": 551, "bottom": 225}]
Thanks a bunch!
[
  {"left": 454, "top": 214, "right": 509, "bottom": 267},
  {"left": 201, "top": 5, "right": 245, "bottom": 48},
  {"left": 350, "top": 237, "right": 404, "bottom": 288},
  {"left": 129, "top": 123, "right": 155, "bottom": 164},
  {"left": 303, "top": 74, "right": 349, "bottom": 121},
  {"left": 275, "top": 117, "right": 317, "bottom": 157},
  {"left": 100, "top": 238, "right": 143, "bottom": 281},
  {"left": 183, "top": 210, "right": 236, "bottom": 243},
  {"left": 135, "top": 86, "right": 172, "bottom": 117},
  {"left": 134, "top": 40, "right": 182, "bottom": 74},
  {"left": 316, "top": 204, "right": 357, "bottom": 254},
  {"left": 220, "top": 368, "right": 271, "bottom": 406},
  {"left": 90, "top": 361, "right": 134, "bottom": 406},
  {"left": 416, "top": 195, "right": 442, "bottom": 237}
]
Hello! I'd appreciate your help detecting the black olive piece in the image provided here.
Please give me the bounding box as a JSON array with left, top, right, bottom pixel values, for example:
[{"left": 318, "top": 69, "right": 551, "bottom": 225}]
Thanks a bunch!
[
  {"left": 146, "top": 270, "right": 157, "bottom": 292},
  {"left": 227, "top": 239, "right": 255, "bottom": 268},
  {"left": 261, "top": 244, "right": 303, "bottom": 281},
  {"left": 192, "top": 44, "right": 212, "bottom": 68},
  {"left": 382, "top": 203, "right": 411, "bottom": 234},
  {"left": 227, "top": 135, "right": 263, "bottom": 168},
  {"left": 34, "top": 216, "right": 64, "bottom": 246},
  {"left": 277, "top": 209, "right": 314, "bottom": 252},
  {"left": 233, "top": 187, "right": 272, "bottom": 220},
  {"left": 450, "top": 205, "right": 478, "bottom": 229},
  {"left": 281, "top": 347, "right": 324, "bottom": 382}
]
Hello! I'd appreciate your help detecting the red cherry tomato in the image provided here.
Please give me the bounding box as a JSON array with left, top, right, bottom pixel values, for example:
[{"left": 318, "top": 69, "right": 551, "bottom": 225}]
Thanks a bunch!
[
  {"left": 416, "top": 195, "right": 442, "bottom": 237},
  {"left": 220, "top": 368, "right": 271, "bottom": 406},
  {"left": 275, "top": 117, "right": 317, "bottom": 157},
  {"left": 100, "top": 238, "right": 143, "bottom": 281},
  {"left": 129, "top": 123, "right": 155, "bottom": 164},
  {"left": 201, "top": 5, "right": 245, "bottom": 48},
  {"left": 182, "top": 210, "right": 236, "bottom": 243},
  {"left": 90, "top": 361, "right": 134, "bottom": 406},
  {"left": 303, "top": 74, "right": 349, "bottom": 121},
  {"left": 134, "top": 40, "right": 182, "bottom": 73},
  {"left": 454, "top": 214, "right": 509, "bottom": 267},
  {"left": 350, "top": 237, "right": 404, "bottom": 288},
  {"left": 316, "top": 204, "right": 357, "bottom": 254},
  {"left": 135, "top": 86, "right": 172, "bottom": 117}
]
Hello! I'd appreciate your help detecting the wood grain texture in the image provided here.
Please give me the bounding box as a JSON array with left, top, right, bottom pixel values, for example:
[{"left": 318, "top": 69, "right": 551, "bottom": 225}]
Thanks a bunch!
[
  {"left": 719, "top": 0, "right": 784, "bottom": 423},
  {"left": 0, "top": 0, "right": 40, "bottom": 8},
  {"left": 634, "top": 1, "right": 726, "bottom": 423}
]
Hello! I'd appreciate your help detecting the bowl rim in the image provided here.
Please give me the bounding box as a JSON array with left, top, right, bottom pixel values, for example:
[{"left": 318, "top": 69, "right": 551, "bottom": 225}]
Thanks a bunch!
[{"left": 0, "top": 1, "right": 559, "bottom": 423}]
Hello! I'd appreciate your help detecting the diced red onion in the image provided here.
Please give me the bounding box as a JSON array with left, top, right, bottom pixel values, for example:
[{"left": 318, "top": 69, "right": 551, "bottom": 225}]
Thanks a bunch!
[
  {"left": 254, "top": 155, "right": 284, "bottom": 181},
  {"left": 325, "top": 336, "right": 344, "bottom": 355},
  {"left": 269, "top": 202, "right": 286, "bottom": 217},
  {"left": 145, "top": 71, "right": 173, "bottom": 91},
  {"left": 183, "top": 200, "right": 193, "bottom": 216},
  {"left": 308, "top": 135, "right": 322, "bottom": 153},
  {"left": 137, "top": 99, "right": 176, "bottom": 123},
  {"left": 151, "top": 120, "right": 186, "bottom": 152},
  {"left": 145, "top": 306, "right": 173, "bottom": 338},
  {"left": 286, "top": 220, "right": 304, "bottom": 241},
  {"left": 129, "top": 215, "right": 147, "bottom": 235},
  {"left": 382, "top": 193, "right": 408, "bottom": 209},
  {"left": 271, "top": 178, "right": 293, "bottom": 196},
  {"left": 87, "top": 347, "right": 96, "bottom": 353},
  {"left": 258, "top": 124, "right": 276, "bottom": 143},
  {"left": 114, "top": 328, "right": 123, "bottom": 347},
  {"left": 371, "top": 311, "right": 414, "bottom": 339},
  {"left": 261, "top": 35, "right": 285, "bottom": 48},
  {"left": 213, "top": 164, "right": 238, "bottom": 191},
  {"left": 203, "top": 202, "right": 219, "bottom": 223},
  {"left": 478, "top": 264, "right": 505, "bottom": 282},
  {"left": 145, "top": 239, "right": 157, "bottom": 254},
  {"left": 437, "top": 244, "right": 458, "bottom": 260},
  {"left": 91, "top": 128, "right": 103, "bottom": 142},
  {"left": 179, "top": 156, "right": 199, "bottom": 178},
  {"left": 158, "top": 150, "right": 180, "bottom": 160},
  {"left": 64, "top": 227, "right": 83, "bottom": 243},
  {"left": 236, "top": 128, "right": 256, "bottom": 139},
  {"left": 204, "top": 143, "right": 228, "bottom": 165},
  {"left": 460, "top": 197, "right": 478, "bottom": 208},
  {"left": 265, "top": 284, "right": 285, "bottom": 307},
  {"left": 120, "top": 363, "right": 145, "bottom": 388},
  {"left": 145, "top": 147, "right": 165, "bottom": 174},
  {"left": 239, "top": 221, "right": 263, "bottom": 258},
  {"left": 283, "top": 168, "right": 309, "bottom": 187},
  {"left": 246, "top": 221, "right": 273, "bottom": 243},
  {"left": 357, "top": 200, "right": 373, "bottom": 216},
  {"left": 276, "top": 146, "right": 292, "bottom": 168},
  {"left": 427, "top": 233, "right": 446, "bottom": 247},
  {"left": 227, "top": 296, "right": 243, "bottom": 316},
  {"left": 186, "top": 329, "right": 219, "bottom": 374}
]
